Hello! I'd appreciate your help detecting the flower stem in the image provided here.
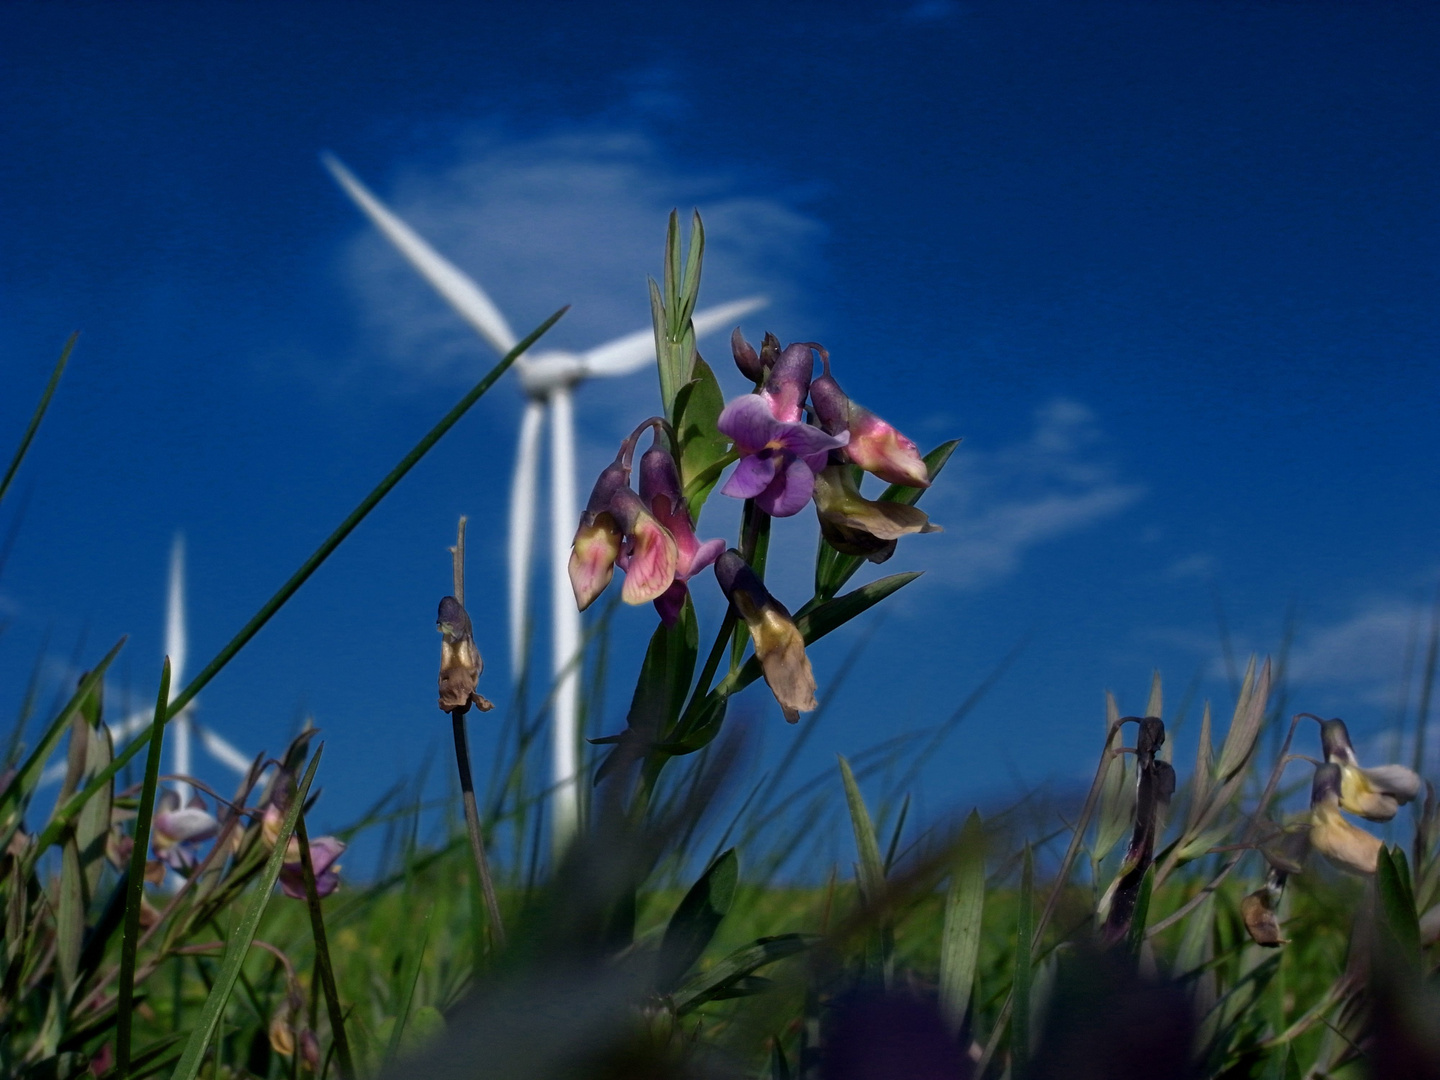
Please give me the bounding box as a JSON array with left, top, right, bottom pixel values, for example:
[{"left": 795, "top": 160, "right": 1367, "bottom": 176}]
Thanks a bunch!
[
  {"left": 452, "top": 710, "right": 506, "bottom": 950},
  {"left": 295, "top": 814, "right": 355, "bottom": 1080}
]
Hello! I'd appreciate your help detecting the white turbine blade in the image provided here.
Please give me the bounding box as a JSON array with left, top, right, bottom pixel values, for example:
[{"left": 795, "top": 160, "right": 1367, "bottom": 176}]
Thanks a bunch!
[
  {"left": 580, "top": 295, "right": 769, "bottom": 377},
  {"left": 321, "top": 152, "right": 519, "bottom": 356},
  {"left": 508, "top": 400, "right": 545, "bottom": 681},
  {"left": 548, "top": 386, "right": 581, "bottom": 857},
  {"left": 166, "top": 535, "right": 192, "bottom": 802},
  {"left": 194, "top": 724, "right": 254, "bottom": 776}
]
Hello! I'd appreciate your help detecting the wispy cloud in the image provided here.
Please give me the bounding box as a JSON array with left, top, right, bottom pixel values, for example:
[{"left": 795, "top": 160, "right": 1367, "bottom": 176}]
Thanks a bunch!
[
  {"left": 337, "top": 127, "right": 823, "bottom": 391},
  {"left": 1285, "top": 595, "right": 1438, "bottom": 710},
  {"left": 923, "top": 399, "right": 1145, "bottom": 589}
]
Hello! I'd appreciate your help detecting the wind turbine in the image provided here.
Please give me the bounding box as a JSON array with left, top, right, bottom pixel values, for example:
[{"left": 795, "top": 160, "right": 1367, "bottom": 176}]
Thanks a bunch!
[
  {"left": 42, "top": 534, "right": 253, "bottom": 791},
  {"left": 323, "top": 153, "right": 764, "bottom": 855}
]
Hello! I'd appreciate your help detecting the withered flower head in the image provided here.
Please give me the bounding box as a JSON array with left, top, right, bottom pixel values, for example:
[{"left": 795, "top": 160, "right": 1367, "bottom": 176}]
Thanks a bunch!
[
  {"left": 811, "top": 465, "right": 940, "bottom": 564},
  {"left": 437, "top": 596, "right": 491, "bottom": 714},
  {"left": 1319, "top": 717, "right": 1421, "bottom": 822},
  {"left": 1241, "top": 874, "right": 1288, "bottom": 948},
  {"left": 714, "top": 550, "right": 817, "bottom": 723},
  {"left": 1100, "top": 716, "right": 1176, "bottom": 944},
  {"left": 1308, "top": 762, "right": 1381, "bottom": 875}
]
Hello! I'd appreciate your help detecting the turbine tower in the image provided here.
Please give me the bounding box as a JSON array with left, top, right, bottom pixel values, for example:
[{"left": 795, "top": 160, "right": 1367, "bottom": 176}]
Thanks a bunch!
[
  {"left": 323, "top": 153, "right": 764, "bottom": 855},
  {"left": 42, "top": 534, "right": 253, "bottom": 790}
]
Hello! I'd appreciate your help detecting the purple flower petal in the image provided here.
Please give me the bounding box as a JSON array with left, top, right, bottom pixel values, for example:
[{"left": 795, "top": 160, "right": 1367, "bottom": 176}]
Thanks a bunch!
[
  {"left": 654, "top": 581, "right": 689, "bottom": 627},
  {"left": 774, "top": 421, "right": 849, "bottom": 459},
  {"left": 684, "top": 537, "right": 726, "bottom": 579},
  {"left": 757, "top": 455, "right": 817, "bottom": 517},
  {"left": 717, "top": 395, "right": 782, "bottom": 454},
  {"left": 721, "top": 451, "right": 780, "bottom": 498}
]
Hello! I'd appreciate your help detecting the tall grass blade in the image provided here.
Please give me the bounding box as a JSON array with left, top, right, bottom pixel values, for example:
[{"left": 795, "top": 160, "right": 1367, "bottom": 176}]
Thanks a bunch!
[
  {"left": 35, "top": 310, "right": 565, "bottom": 853},
  {"left": 838, "top": 757, "right": 885, "bottom": 904},
  {"left": 656, "top": 848, "right": 738, "bottom": 993},
  {"left": 296, "top": 812, "right": 356, "bottom": 1078},
  {"left": 1012, "top": 845, "right": 1035, "bottom": 1076},
  {"left": 383, "top": 913, "right": 432, "bottom": 1068},
  {"left": 0, "top": 332, "right": 76, "bottom": 509},
  {"left": 117, "top": 659, "right": 171, "bottom": 1080},
  {"left": 938, "top": 810, "right": 985, "bottom": 1034},
  {"left": 168, "top": 746, "right": 323, "bottom": 1080}
]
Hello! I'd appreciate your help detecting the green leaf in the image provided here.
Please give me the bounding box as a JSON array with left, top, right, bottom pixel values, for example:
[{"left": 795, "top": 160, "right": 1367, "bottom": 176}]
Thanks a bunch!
[
  {"left": 77, "top": 721, "right": 113, "bottom": 902},
  {"left": 811, "top": 441, "right": 959, "bottom": 602},
  {"left": 1185, "top": 702, "right": 1215, "bottom": 834},
  {"left": 1012, "top": 845, "right": 1035, "bottom": 1075},
  {"left": 168, "top": 746, "right": 323, "bottom": 1080},
  {"left": 0, "top": 332, "right": 75, "bottom": 510},
  {"left": 56, "top": 834, "right": 84, "bottom": 993},
  {"left": 939, "top": 810, "right": 985, "bottom": 1033},
  {"left": 1215, "top": 657, "right": 1265, "bottom": 782},
  {"left": 677, "top": 210, "right": 705, "bottom": 331},
  {"left": 117, "top": 662, "right": 170, "bottom": 1080},
  {"left": 1377, "top": 844, "right": 1421, "bottom": 964},
  {"left": 671, "top": 934, "right": 813, "bottom": 1015},
  {"left": 629, "top": 599, "right": 699, "bottom": 746},
  {"left": 1094, "top": 693, "right": 1132, "bottom": 862},
  {"left": 672, "top": 358, "right": 729, "bottom": 522},
  {"left": 656, "top": 848, "right": 739, "bottom": 993},
  {"left": 383, "top": 911, "right": 432, "bottom": 1067},
  {"left": 1123, "top": 864, "right": 1155, "bottom": 958},
  {"left": 838, "top": 757, "right": 885, "bottom": 904}
]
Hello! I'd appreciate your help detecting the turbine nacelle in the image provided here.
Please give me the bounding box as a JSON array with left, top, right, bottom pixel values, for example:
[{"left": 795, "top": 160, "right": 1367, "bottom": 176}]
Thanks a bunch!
[{"left": 517, "top": 350, "right": 592, "bottom": 396}]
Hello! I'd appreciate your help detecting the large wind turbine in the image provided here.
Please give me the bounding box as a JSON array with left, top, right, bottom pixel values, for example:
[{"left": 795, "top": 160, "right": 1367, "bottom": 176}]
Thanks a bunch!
[
  {"left": 323, "top": 153, "right": 764, "bottom": 855},
  {"left": 42, "top": 534, "right": 253, "bottom": 791}
]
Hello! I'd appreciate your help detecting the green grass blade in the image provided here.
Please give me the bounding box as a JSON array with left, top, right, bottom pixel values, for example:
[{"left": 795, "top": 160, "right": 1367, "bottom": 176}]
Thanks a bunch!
[
  {"left": 838, "top": 757, "right": 884, "bottom": 904},
  {"left": 118, "top": 659, "right": 171, "bottom": 1079},
  {"left": 656, "top": 848, "right": 738, "bottom": 993},
  {"left": 33, "top": 310, "right": 564, "bottom": 856},
  {"left": 1012, "top": 845, "right": 1034, "bottom": 1076},
  {"left": 296, "top": 813, "right": 356, "bottom": 1078},
  {"left": 168, "top": 746, "right": 323, "bottom": 1080},
  {"left": 939, "top": 810, "right": 985, "bottom": 1034},
  {"left": 671, "top": 933, "right": 813, "bottom": 1015},
  {"left": 383, "top": 912, "right": 432, "bottom": 1068},
  {"left": 0, "top": 332, "right": 76, "bottom": 509}
]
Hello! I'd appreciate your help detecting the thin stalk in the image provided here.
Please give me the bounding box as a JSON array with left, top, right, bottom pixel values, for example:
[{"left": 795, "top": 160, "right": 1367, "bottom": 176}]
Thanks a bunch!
[
  {"left": 295, "top": 815, "right": 356, "bottom": 1080},
  {"left": 116, "top": 658, "right": 170, "bottom": 1080},
  {"left": 453, "top": 712, "right": 506, "bottom": 950},
  {"left": 0, "top": 332, "right": 75, "bottom": 509}
]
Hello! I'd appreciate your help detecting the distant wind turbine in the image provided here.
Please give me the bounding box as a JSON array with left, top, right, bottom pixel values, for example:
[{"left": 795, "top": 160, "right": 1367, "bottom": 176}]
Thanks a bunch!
[
  {"left": 42, "top": 534, "right": 253, "bottom": 792},
  {"left": 323, "top": 153, "right": 765, "bottom": 855}
]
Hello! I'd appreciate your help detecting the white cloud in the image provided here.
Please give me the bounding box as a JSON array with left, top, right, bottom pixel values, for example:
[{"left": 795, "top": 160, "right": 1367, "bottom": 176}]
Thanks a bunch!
[
  {"left": 922, "top": 399, "right": 1145, "bottom": 589},
  {"left": 338, "top": 128, "right": 823, "bottom": 391},
  {"left": 1285, "top": 596, "right": 1437, "bottom": 709}
]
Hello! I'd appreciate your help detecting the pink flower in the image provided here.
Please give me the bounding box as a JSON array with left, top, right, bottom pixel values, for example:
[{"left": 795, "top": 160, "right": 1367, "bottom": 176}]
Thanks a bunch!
[
  {"left": 810, "top": 356, "right": 930, "bottom": 489},
  {"left": 151, "top": 790, "right": 219, "bottom": 871},
  {"left": 638, "top": 444, "right": 725, "bottom": 625}
]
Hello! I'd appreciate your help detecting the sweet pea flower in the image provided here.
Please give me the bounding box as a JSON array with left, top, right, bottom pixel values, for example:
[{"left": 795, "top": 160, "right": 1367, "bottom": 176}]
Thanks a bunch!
[
  {"left": 1319, "top": 717, "right": 1422, "bottom": 822},
  {"left": 811, "top": 465, "right": 940, "bottom": 564},
  {"left": 718, "top": 396, "right": 847, "bottom": 518},
  {"left": 810, "top": 353, "right": 931, "bottom": 489},
  {"left": 714, "top": 550, "right": 816, "bottom": 722},
  {"left": 279, "top": 834, "right": 345, "bottom": 900},
  {"left": 569, "top": 429, "right": 681, "bottom": 610},
  {"left": 151, "top": 790, "right": 219, "bottom": 871},
  {"left": 638, "top": 443, "right": 724, "bottom": 626},
  {"left": 1308, "top": 762, "right": 1381, "bottom": 875}
]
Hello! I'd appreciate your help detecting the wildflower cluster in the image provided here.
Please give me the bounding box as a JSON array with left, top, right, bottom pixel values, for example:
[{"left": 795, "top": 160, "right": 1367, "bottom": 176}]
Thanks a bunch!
[{"left": 569, "top": 326, "right": 942, "bottom": 727}]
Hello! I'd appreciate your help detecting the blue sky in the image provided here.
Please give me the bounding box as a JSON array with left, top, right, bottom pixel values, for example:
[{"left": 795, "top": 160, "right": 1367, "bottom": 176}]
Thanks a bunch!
[{"left": 2, "top": 1, "right": 1438, "bottom": 859}]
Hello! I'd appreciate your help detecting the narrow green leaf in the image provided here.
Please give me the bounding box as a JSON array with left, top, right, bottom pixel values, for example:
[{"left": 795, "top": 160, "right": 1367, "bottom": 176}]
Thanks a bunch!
[
  {"left": 677, "top": 210, "right": 705, "bottom": 330},
  {"left": 657, "top": 848, "right": 739, "bottom": 993},
  {"left": 297, "top": 812, "right": 356, "bottom": 1078},
  {"left": 838, "top": 757, "right": 885, "bottom": 904},
  {"left": 939, "top": 810, "right": 985, "bottom": 1033},
  {"left": 1215, "top": 656, "right": 1263, "bottom": 781},
  {"left": 1377, "top": 844, "right": 1421, "bottom": 964},
  {"left": 673, "top": 358, "right": 728, "bottom": 521},
  {"left": 56, "top": 835, "right": 84, "bottom": 992},
  {"left": 383, "top": 908, "right": 431, "bottom": 1067},
  {"left": 1094, "top": 693, "right": 1132, "bottom": 862},
  {"left": 1143, "top": 669, "right": 1163, "bottom": 721},
  {"left": 1, "top": 639, "right": 125, "bottom": 851},
  {"left": 629, "top": 600, "right": 699, "bottom": 746},
  {"left": 168, "top": 746, "right": 323, "bottom": 1080},
  {"left": 1173, "top": 890, "right": 1216, "bottom": 978},
  {"left": 671, "top": 933, "right": 813, "bottom": 1014},
  {"left": 118, "top": 659, "right": 170, "bottom": 1080},
  {"left": 1186, "top": 702, "right": 1215, "bottom": 833},
  {"left": 78, "top": 721, "right": 114, "bottom": 901},
  {"left": 1012, "top": 846, "right": 1035, "bottom": 1075},
  {"left": 0, "top": 332, "right": 76, "bottom": 510}
]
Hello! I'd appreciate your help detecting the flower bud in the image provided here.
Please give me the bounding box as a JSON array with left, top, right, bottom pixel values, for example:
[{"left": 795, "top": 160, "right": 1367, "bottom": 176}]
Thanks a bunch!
[
  {"left": 1241, "top": 876, "right": 1287, "bottom": 947},
  {"left": 811, "top": 364, "right": 930, "bottom": 489},
  {"left": 731, "top": 328, "right": 763, "bottom": 383},
  {"left": 568, "top": 460, "right": 632, "bottom": 611},
  {"left": 812, "top": 466, "right": 940, "bottom": 563},
  {"left": 760, "top": 342, "right": 816, "bottom": 424},
  {"left": 269, "top": 1011, "right": 297, "bottom": 1057},
  {"left": 714, "top": 550, "right": 817, "bottom": 722}
]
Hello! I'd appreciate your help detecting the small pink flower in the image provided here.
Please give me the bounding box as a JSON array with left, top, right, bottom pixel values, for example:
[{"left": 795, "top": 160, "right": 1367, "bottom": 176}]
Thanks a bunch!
[
  {"left": 279, "top": 834, "right": 345, "bottom": 900},
  {"left": 718, "top": 396, "right": 847, "bottom": 518},
  {"left": 610, "top": 489, "right": 679, "bottom": 606},
  {"left": 810, "top": 357, "right": 930, "bottom": 489},
  {"left": 152, "top": 790, "right": 219, "bottom": 871}
]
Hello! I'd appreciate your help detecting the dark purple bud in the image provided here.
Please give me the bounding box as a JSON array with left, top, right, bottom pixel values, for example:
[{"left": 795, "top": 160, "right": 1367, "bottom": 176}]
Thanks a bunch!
[
  {"left": 731, "top": 328, "right": 763, "bottom": 384},
  {"left": 1311, "top": 761, "right": 1343, "bottom": 805},
  {"left": 583, "top": 460, "right": 631, "bottom": 516},
  {"left": 760, "top": 332, "right": 781, "bottom": 371},
  {"left": 638, "top": 445, "right": 683, "bottom": 516},
  {"left": 761, "top": 343, "right": 817, "bottom": 423},
  {"left": 1319, "top": 718, "right": 1357, "bottom": 766}
]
